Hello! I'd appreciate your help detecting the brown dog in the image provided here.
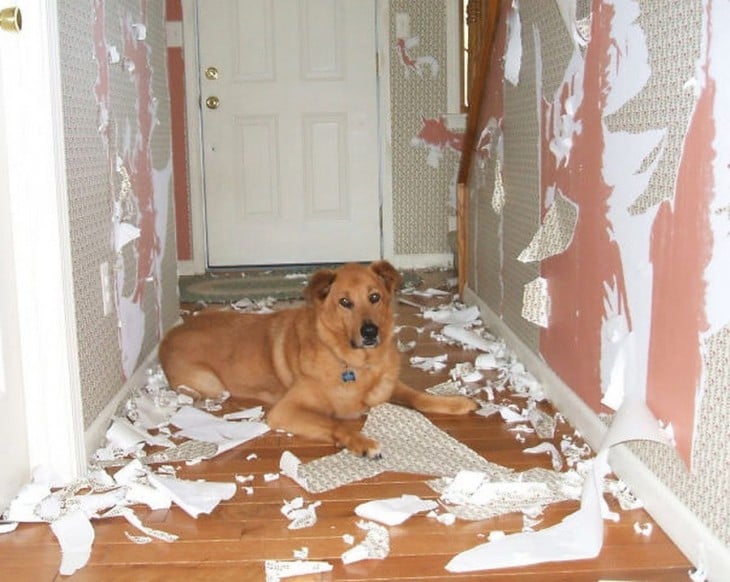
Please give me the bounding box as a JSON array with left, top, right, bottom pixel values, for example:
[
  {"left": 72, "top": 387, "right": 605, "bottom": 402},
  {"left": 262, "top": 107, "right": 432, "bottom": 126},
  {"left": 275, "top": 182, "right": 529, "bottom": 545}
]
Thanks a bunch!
[{"left": 158, "top": 261, "right": 476, "bottom": 457}]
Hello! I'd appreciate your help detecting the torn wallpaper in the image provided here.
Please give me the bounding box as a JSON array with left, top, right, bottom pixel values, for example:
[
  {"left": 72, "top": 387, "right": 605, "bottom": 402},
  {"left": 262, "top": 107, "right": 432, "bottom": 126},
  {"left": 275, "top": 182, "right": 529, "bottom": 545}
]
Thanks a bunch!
[{"left": 467, "top": 0, "right": 730, "bottom": 560}]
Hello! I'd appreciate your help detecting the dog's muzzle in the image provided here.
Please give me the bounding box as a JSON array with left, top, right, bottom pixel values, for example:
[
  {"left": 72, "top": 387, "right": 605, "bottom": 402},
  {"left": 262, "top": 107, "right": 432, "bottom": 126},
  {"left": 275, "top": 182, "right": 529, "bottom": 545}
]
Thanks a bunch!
[{"left": 359, "top": 321, "right": 379, "bottom": 348}]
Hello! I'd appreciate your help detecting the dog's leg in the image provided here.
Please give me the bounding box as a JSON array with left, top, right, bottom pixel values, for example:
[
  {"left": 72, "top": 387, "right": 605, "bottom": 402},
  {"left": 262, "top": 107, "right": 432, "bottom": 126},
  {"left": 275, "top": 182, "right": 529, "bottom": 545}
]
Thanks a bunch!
[
  {"left": 164, "top": 364, "right": 229, "bottom": 401},
  {"left": 267, "top": 399, "right": 382, "bottom": 459},
  {"left": 391, "top": 381, "right": 478, "bottom": 415}
]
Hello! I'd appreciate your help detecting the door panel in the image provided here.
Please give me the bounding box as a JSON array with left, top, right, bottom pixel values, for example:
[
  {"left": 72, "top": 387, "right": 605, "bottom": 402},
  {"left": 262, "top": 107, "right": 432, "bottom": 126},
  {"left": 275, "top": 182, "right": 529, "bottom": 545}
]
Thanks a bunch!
[{"left": 198, "top": 0, "right": 381, "bottom": 266}]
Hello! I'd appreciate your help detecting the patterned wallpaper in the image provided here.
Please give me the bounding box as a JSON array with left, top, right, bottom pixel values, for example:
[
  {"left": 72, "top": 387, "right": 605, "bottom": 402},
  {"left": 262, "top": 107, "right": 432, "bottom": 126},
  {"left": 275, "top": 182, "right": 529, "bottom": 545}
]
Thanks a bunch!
[
  {"left": 58, "top": 1, "right": 178, "bottom": 428},
  {"left": 467, "top": 0, "right": 729, "bottom": 549},
  {"left": 389, "top": 0, "right": 457, "bottom": 256}
]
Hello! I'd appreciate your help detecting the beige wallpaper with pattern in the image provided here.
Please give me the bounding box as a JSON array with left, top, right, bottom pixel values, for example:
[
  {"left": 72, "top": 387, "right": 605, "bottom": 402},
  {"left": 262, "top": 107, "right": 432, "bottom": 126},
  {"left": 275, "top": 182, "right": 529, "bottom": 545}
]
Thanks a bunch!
[
  {"left": 389, "top": 0, "right": 456, "bottom": 256},
  {"left": 58, "top": 1, "right": 178, "bottom": 429}
]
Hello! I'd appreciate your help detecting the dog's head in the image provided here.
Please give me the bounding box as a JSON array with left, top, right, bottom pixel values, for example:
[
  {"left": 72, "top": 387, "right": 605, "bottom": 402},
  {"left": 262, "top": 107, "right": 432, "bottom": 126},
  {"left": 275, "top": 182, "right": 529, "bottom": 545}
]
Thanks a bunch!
[{"left": 304, "top": 261, "right": 402, "bottom": 350}]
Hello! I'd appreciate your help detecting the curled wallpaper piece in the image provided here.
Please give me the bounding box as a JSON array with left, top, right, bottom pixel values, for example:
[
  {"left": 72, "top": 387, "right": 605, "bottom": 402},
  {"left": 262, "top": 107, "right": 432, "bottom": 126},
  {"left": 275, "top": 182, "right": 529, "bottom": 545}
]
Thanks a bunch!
[
  {"left": 518, "top": 190, "right": 578, "bottom": 263},
  {"left": 50, "top": 510, "right": 95, "bottom": 576},
  {"left": 170, "top": 405, "right": 269, "bottom": 455},
  {"left": 442, "top": 325, "right": 497, "bottom": 352},
  {"left": 105, "top": 416, "right": 174, "bottom": 450},
  {"left": 522, "top": 277, "right": 550, "bottom": 327},
  {"left": 101, "top": 506, "right": 178, "bottom": 543},
  {"left": 281, "top": 497, "right": 321, "bottom": 530},
  {"left": 423, "top": 304, "right": 480, "bottom": 325},
  {"left": 279, "top": 451, "right": 311, "bottom": 490},
  {"left": 341, "top": 520, "right": 390, "bottom": 564},
  {"left": 409, "top": 354, "right": 448, "bottom": 372},
  {"left": 264, "top": 559, "right": 333, "bottom": 582},
  {"left": 146, "top": 473, "right": 236, "bottom": 519},
  {"left": 524, "top": 442, "right": 563, "bottom": 472},
  {"left": 355, "top": 495, "right": 438, "bottom": 526},
  {"left": 504, "top": 1, "right": 522, "bottom": 86},
  {"left": 445, "top": 396, "right": 671, "bottom": 573}
]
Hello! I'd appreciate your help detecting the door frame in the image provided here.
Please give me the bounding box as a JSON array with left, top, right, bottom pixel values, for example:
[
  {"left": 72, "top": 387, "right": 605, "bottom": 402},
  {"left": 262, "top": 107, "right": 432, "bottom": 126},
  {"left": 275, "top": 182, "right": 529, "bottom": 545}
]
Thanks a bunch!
[
  {"left": 0, "top": 0, "right": 86, "bottom": 500},
  {"left": 180, "top": 0, "right": 394, "bottom": 274}
]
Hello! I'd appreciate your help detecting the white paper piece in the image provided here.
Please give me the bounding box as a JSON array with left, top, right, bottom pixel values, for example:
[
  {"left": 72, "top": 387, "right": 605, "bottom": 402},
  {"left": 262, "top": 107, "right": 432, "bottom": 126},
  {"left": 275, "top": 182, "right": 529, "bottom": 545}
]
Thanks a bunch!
[
  {"left": 341, "top": 520, "right": 390, "bottom": 565},
  {"left": 223, "top": 406, "right": 265, "bottom": 421},
  {"left": 281, "top": 497, "right": 321, "bottom": 530},
  {"left": 130, "top": 392, "right": 178, "bottom": 430},
  {"left": 147, "top": 473, "right": 236, "bottom": 519},
  {"left": 423, "top": 305, "right": 480, "bottom": 325},
  {"left": 409, "top": 287, "right": 452, "bottom": 297},
  {"left": 527, "top": 407, "right": 557, "bottom": 439},
  {"left": 499, "top": 406, "right": 526, "bottom": 423},
  {"left": 442, "top": 325, "right": 496, "bottom": 352},
  {"left": 409, "top": 354, "right": 448, "bottom": 372},
  {"left": 5, "top": 482, "right": 53, "bottom": 522},
  {"left": 114, "top": 221, "right": 141, "bottom": 252},
  {"left": 170, "top": 406, "right": 269, "bottom": 455},
  {"left": 633, "top": 521, "right": 653, "bottom": 537},
  {"left": 0, "top": 521, "right": 18, "bottom": 534},
  {"left": 125, "top": 531, "right": 153, "bottom": 544},
  {"left": 106, "top": 416, "right": 173, "bottom": 450},
  {"left": 264, "top": 559, "right": 333, "bottom": 582},
  {"left": 103, "top": 506, "right": 179, "bottom": 543},
  {"left": 523, "top": 442, "right": 564, "bottom": 472},
  {"left": 50, "top": 510, "right": 95, "bottom": 576},
  {"left": 355, "top": 495, "right": 438, "bottom": 526},
  {"left": 504, "top": 0, "right": 522, "bottom": 86},
  {"left": 279, "top": 451, "right": 310, "bottom": 490}
]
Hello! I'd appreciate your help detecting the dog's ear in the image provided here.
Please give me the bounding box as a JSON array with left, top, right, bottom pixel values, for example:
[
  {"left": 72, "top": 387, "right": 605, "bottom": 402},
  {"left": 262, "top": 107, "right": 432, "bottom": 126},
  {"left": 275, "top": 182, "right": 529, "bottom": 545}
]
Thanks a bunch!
[
  {"left": 370, "top": 261, "right": 402, "bottom": 294},
  {"left": 304, "top": 269, "right": 336, "bottom": 303}
]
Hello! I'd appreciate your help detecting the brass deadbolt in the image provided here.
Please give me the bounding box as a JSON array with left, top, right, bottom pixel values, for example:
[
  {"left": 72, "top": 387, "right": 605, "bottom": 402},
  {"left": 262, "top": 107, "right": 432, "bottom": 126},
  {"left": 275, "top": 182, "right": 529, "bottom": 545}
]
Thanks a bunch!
[
  {"left": 204, "top": 66, "right": 219, "bottom": 80},
  {"left": 0, "top": 6, "right": 22, "bottom": 32}
]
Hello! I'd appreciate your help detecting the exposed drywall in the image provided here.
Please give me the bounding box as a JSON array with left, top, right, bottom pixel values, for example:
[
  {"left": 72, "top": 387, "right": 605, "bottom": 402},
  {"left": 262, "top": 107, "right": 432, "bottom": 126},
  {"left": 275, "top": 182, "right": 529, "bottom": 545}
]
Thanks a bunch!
[
  {"left": 58, "top": 1, "right": 178, "bottom": 428},
  {"left": 467, "top": 0, "right": 729, "bottom": 550}
]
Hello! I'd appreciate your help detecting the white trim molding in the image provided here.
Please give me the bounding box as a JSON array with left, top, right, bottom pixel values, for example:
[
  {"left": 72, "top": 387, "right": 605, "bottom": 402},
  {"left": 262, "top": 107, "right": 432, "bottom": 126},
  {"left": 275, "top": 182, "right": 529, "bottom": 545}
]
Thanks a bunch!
[{"left": 4, "top": 0, "right": 86, "bottom": 481}]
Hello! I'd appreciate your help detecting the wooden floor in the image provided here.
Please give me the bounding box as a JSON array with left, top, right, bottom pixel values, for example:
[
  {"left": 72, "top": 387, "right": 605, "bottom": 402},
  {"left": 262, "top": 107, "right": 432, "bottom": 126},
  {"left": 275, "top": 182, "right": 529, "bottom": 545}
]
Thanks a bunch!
[{"left": 0, "top": 272, "right": 692, "bottom": 581}]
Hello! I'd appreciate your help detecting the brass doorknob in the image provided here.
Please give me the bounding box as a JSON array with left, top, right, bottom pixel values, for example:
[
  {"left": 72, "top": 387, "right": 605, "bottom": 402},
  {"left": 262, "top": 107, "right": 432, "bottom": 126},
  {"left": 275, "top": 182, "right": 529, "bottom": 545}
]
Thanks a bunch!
[
  {"left": 205, "top": 96, "right": 220, "bottom": 110},
  {"left": 0, "top": 6, "right": 22, "bottom": 32}
]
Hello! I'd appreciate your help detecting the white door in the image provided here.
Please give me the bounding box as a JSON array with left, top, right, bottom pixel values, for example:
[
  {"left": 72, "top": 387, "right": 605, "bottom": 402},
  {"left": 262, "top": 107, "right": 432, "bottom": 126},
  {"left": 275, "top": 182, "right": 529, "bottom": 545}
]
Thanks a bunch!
[
  {"left": 0, "top": 5, "right": 31, "bottom": 508},
  {"left": 198, "top": 0, "right": 382, "bottom": 267}
]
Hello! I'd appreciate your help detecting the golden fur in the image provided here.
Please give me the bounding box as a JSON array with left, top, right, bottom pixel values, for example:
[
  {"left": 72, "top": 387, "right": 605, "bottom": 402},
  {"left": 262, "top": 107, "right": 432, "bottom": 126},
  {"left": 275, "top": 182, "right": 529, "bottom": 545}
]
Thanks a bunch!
[{"left": 158, "top": 261, "right": 476, "bottom": 457}]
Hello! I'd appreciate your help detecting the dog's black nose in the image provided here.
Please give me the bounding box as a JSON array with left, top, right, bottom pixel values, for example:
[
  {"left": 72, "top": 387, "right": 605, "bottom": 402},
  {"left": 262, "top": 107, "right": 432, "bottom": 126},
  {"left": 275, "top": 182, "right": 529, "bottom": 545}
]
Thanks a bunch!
[{"left": 360, "top": 321, "right": 379, "bottom": 342}]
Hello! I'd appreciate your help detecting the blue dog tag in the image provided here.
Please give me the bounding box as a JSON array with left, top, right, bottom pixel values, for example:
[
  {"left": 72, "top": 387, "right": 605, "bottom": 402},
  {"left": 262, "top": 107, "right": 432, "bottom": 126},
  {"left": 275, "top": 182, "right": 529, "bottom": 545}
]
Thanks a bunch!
[{"left": 342, "top": 369, "right": 356, "bottom": 383}]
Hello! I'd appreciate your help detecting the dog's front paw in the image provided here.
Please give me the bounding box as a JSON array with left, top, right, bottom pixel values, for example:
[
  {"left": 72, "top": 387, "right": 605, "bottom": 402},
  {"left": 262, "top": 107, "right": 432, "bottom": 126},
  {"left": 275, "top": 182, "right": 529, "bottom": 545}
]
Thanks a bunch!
[
  {"left": 446, "top": 395, "right": 479, "bottom": 415},
  {"left": 343, "top": 432, "right": 382, "bottom": 460}
]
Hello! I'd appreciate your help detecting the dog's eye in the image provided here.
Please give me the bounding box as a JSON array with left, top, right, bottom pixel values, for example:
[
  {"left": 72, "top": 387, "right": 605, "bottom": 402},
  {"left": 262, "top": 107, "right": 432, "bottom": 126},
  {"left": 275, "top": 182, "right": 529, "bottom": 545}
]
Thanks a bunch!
[
  {"left": 369, "top": 293, "right": 381, "bottom": 304},
  {"left": 339, "top": 297, "right": 353, "bottom": 309}
]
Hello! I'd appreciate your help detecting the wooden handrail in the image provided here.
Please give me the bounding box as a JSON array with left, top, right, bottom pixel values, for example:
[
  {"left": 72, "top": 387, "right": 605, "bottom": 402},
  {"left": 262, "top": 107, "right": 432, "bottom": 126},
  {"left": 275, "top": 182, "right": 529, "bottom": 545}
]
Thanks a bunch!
[{"left": 457, "top": 1, "right": 501, "bottom": 297}]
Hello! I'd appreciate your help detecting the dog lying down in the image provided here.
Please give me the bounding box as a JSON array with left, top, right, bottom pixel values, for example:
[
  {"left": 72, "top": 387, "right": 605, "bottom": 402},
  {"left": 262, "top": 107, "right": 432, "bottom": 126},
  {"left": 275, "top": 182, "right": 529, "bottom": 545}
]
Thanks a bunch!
[{"left": 159, "top": 261, "right": 477, "bottom": 458}]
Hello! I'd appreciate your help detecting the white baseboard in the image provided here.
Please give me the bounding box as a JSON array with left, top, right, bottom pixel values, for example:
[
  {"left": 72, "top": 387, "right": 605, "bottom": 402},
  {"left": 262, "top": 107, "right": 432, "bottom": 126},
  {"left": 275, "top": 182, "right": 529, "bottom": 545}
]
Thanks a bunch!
[
  {"left": 176, "top": 259, "right": 204, "bottom": 277},
  {"left": 464, "top": 284, "right": 730, "bottom": 580},
  {"left": 389, "top": 253, "right": 453, "bottom": 270},
  {"left": 83, "top": 347, "right": 159, "bottom": 459}
]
